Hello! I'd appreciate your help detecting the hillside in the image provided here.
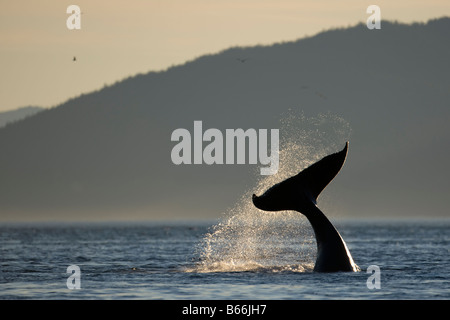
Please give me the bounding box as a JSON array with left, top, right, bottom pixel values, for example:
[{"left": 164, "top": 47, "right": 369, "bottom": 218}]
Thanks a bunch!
[
  {"left": 1, "top": 18, "right": 449, "bottom": 221},
  {"left": 0, "top": 106, "right": 43, "bottom": 128}
]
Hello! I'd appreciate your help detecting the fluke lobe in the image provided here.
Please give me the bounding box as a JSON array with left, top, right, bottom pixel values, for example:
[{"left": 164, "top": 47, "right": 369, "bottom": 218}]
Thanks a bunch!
[{"left": 252, "top": 142, "right": 359, "bottom": 272}]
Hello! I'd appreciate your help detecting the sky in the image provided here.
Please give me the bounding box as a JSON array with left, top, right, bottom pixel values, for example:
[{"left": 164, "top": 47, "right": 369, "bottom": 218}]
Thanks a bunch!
[{"left": 1, "top": 0, "right": 449, "bottom": 113}]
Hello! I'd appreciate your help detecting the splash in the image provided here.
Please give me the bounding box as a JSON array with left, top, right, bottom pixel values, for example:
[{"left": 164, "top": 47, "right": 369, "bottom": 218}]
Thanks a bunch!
[{"left": 188, "top": 111, "right": 352, "bottom": 273}]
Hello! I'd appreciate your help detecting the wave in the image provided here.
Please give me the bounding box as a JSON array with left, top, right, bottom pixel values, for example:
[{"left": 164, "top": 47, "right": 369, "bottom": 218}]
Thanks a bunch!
[{"left": 184, "top": 260, "right": 315, "bottom": 273}]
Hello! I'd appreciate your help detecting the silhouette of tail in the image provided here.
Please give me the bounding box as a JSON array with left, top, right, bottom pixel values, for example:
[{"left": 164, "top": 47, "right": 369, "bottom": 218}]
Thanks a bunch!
[
  {"left": 292, "top": 141, "right": 348, "bottom": 202},
  {"left": 252, "top": 142, "right": 348, "bottom": 212},
  {"left": 252, "top": 142, "right": 359, "bottom": 272}
]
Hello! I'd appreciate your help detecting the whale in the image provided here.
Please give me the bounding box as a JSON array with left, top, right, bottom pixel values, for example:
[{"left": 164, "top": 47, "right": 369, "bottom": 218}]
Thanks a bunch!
[{"left": 252, "top": 142, "right": 359, "bottom": 272}]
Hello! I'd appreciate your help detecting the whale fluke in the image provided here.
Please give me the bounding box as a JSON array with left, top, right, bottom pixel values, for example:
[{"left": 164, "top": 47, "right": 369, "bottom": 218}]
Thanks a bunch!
[
  {"left": 252, "top": 142, "right": 359, "bottom": 272},
  {"left": 296, "top": 141, "right": 348, "bottom": 202}
]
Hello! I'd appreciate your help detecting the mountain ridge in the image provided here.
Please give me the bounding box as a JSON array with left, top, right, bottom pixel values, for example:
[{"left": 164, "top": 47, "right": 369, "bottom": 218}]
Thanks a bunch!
[{"left": 0, "top": 106, "right": 43, "bottom": 129}]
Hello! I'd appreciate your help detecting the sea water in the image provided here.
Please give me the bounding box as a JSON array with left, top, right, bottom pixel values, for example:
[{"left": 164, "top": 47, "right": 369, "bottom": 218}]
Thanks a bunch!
[{"left": 0, "top": 218, "right": 448, "bottom": 300}]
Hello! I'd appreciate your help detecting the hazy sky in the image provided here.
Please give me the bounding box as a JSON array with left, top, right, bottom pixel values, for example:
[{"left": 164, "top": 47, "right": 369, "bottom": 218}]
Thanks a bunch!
[{"left": 1, "top": 0, "right": 449, "bottom": 112}]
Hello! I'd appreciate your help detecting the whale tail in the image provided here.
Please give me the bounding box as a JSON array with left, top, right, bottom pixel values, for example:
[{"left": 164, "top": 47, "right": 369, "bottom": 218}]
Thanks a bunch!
[
  {"left": 252, "top": 142, "right": 348, "bottom": 212},
  {"left": 252, "top": 142, "right": 359, "bottom": 272}
]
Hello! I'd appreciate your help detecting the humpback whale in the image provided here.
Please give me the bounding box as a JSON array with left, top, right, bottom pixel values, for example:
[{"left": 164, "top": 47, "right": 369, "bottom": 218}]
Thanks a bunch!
[{"left": 252, "top": 142, "right": 359, "bottom": 272}]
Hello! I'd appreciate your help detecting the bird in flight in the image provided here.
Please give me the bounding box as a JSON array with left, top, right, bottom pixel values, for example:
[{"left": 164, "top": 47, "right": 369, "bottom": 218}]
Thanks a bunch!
[
  {"left": 236, "top": 58, "right": 248, "bottom": 63},
  {"left": 73, "top": 56, "right": 77, "bottom": 62}
]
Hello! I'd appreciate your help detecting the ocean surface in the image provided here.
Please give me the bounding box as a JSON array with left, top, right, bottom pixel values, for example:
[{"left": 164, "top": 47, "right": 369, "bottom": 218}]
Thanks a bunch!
[{"left": 0, "top": 218, "right": 449, "bottom": 300}]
